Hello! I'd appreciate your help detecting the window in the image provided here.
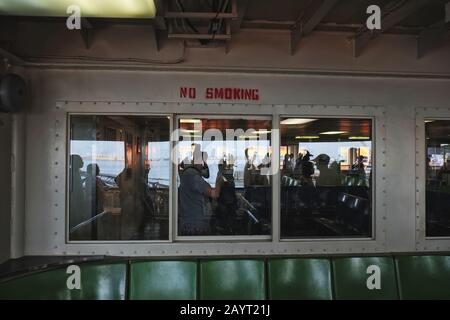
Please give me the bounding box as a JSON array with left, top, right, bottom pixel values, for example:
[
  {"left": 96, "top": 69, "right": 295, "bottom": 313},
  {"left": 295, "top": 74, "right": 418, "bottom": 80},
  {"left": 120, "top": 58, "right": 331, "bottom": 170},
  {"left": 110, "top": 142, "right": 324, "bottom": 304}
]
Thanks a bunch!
[
  {"left": 68, "top": 115, "right": 170, "bottom": 241},
  {"left": 280, "top": 118, "right": 373, "bottom": 238},
  {"left": 425, "top": 119, "right": 450, "bottom": 237},
  {"left": 176, "top": 117, "right": 272, "bottom": 237}
]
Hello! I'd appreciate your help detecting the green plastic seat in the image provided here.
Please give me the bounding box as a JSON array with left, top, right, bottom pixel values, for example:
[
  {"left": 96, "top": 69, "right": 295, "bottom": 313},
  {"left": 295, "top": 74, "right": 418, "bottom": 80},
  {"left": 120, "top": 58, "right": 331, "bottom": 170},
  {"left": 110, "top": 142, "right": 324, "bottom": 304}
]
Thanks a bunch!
[
  {"left": 200, "top": 259, "right": 265, "bottom": 300},
  {"left": 268, "top": 258, "right": 332, "bottom": 300},
  {"left": 0, "top": 262, "right": 126, "bottom": 300},
  {"left": 129, "top": 260, "right": 197, "bottom": 300},
  {"left": 396, "top": 255, "right": 450, "bottom": 299},
  {"left": 333, "top": 257, "right": 398, "bottom": 300}
]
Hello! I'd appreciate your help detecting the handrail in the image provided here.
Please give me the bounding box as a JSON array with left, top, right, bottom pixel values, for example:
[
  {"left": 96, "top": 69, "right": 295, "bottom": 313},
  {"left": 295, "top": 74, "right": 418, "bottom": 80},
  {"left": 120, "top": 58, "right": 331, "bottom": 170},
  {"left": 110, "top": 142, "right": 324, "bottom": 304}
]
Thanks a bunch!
[{"left": 69, "top": 211, "right": 108, "bottom": 234}]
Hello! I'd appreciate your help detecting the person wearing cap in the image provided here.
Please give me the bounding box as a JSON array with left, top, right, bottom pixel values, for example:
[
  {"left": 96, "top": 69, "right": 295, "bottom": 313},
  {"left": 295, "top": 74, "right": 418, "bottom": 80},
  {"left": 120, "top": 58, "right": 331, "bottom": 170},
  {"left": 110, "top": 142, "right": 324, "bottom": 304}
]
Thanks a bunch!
[{"left": 313, "top": 153, "right": 341, "bottom": 186}]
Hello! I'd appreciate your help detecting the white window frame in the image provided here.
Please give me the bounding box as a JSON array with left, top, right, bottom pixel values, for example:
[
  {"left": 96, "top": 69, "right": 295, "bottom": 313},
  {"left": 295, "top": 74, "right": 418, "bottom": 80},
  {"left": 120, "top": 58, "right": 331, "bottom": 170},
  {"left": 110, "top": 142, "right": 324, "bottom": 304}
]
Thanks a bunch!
[
  {"left": 415, "top": 107, "right": 450, "bottom": 251},
  {"left": 51, "top": 101, "right": 387, "bottom": 256}
]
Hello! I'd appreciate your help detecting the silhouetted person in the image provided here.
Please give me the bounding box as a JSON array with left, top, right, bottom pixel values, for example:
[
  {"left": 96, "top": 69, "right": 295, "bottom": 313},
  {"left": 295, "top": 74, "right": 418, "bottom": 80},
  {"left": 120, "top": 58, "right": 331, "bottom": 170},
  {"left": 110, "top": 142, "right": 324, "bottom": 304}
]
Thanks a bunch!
[
  {"left": 214, "top": 160, "right": 238, "bottom": 234},
  {"left": 244, "top": 148, "right": 256, "bottom": 188},
  {"left": 69, "top": 154, "right": 85, "bottom": 227},
  {"left": 314, "top": 154, "right": 341, "bottom": 186},
  {"left": 84, "top": 163, "right": 107, "bottom": 239},
  {"left": 301, "top": 151, "right": 315, "bottom": 186},
  {"left": 179, "top": 147, "right": 222, "bottom": 235}
]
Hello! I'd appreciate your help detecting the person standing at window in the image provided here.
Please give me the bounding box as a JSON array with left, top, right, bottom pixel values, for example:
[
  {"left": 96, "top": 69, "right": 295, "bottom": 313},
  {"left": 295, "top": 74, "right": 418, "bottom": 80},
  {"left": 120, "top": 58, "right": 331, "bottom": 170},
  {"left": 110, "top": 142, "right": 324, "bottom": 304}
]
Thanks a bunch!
[{"left": 179, "top": 147, "right": 222, "bottom": 235}]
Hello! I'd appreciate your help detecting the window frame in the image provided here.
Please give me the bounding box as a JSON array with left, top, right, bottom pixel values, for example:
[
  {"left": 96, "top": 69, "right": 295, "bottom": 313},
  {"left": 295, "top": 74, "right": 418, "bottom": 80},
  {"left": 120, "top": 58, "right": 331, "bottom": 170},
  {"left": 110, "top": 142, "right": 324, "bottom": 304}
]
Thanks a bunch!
[
  {"left": 416, "top": 108, "right": 450, "bottom": 251},
  {"left": 277, "top": 115, "right": 376, "bottom": 241},
  {"left": 173, "top": 114, "right": 274, "bottom": 242},
  {"left": 55, "top": 102, "right": 387, "bottom": 256},
  {"left": 65, "top": 112, "right": 174, "bottom": 244}
]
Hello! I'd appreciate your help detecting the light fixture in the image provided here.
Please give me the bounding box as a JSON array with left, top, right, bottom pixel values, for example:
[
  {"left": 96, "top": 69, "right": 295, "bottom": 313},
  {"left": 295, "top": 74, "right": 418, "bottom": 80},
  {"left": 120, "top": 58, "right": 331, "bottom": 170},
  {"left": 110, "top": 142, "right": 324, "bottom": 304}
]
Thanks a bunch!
[
  {"left": 180, "top": 119, "right": 202, "bottom": 124},
  {"left": 295, "top": 136, "right": 320, "bottom": 139},
  {"left": 348, "top": 136, "right": 370, "bottom": 140},
  {"left": 280, "top": 118, "right": 317, "bottom": 125},
  {"left": 320, "top": 131, "right": 348, "bottom": 135},
  {"left": 256, "top": 130, "right": 272, "bottom": 134},
  {"left": 0, "top": 0, "right": 156, "bottom": 18},
  {"left": 180, "top": 129, "right": 201, "bottom": 133},
  {"left": 239, "top": 135, "right": 260, "bottom": 139},
  {"left": 425, "top": 120, "right": 435, "bottom": 123}
]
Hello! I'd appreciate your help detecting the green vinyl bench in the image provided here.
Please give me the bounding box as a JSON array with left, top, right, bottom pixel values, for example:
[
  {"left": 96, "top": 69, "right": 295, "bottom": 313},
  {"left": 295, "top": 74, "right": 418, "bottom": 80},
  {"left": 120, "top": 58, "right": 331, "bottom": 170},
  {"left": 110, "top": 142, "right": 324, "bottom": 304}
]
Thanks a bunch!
[{"left": 1, "top": 255, "right": 450, "bottom": 300}]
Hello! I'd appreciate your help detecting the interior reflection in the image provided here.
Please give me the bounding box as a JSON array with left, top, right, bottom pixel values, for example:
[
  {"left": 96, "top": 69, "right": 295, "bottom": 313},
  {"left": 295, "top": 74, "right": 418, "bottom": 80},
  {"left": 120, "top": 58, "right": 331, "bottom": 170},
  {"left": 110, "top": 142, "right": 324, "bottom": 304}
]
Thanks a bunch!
[
  {"left": 426, "top": 120, "right": 450, "bottom": 237},
  {"left": 69, "top": 115, "right": 170, "bottom": 241},
  {"left": 177, "top": 118, "right": 272, "bottom": 236},
  {"left": 280, "top": 118, "right": 373, "bottom": 238}
]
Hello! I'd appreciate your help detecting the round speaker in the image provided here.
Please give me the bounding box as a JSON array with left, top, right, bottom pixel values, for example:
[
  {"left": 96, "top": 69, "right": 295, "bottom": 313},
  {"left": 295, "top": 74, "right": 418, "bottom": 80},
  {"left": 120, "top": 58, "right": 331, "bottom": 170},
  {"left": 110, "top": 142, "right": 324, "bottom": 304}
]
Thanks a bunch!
[{"left": 0, "top": 73, "right": 28, "bottom": 112}]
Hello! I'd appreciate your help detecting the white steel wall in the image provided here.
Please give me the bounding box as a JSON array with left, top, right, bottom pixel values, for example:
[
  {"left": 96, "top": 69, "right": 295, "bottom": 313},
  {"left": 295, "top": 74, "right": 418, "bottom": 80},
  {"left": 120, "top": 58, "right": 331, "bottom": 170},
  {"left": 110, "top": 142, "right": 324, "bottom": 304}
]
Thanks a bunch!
[{"left": 19, "top": 68, "right": 450, "bottom": 257}]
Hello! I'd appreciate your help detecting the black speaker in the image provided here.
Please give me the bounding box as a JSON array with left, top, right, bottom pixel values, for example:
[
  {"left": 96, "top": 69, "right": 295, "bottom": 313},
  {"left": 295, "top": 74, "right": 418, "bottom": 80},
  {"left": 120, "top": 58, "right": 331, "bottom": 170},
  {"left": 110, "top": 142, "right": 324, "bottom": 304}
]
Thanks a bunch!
[{"left": 0, "top": 73, "right": 28, "bottom": 112}]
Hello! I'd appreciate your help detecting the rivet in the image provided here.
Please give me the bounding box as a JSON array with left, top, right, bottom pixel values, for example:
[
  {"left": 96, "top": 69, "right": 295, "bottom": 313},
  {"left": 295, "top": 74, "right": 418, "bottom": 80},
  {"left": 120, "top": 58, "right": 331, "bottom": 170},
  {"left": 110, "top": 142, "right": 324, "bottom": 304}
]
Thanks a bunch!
[
  {"left": 134, "top": 251, "right": 137, "bottom": 254},
  {"left": 54, "top": 232, "right": 57, "bottom": 235},
  {"left": 55, "top": 175, "right": 58, "bottom": 179},
  {"left": 54, "top": 246, "right": 58, "bottom": 249},
  {"left": 54, "top": 204, "right": 58, "bottom": 207}
]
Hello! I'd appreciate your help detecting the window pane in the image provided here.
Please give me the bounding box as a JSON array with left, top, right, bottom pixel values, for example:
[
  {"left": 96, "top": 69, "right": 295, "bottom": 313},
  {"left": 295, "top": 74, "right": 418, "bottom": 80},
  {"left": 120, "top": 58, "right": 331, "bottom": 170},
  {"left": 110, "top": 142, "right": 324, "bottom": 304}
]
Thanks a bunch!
[
  {"left": 69, "top": 115, "right": 170, "bottom": 241},
  {"left": 280, "top": 118, "right": 373, "bottom": 238},
  {"left": 177, "top": 118, "right": 272, "bottom": 236},
  {"left": 426, "top": 120, "right": 450, "bottom": 237}
]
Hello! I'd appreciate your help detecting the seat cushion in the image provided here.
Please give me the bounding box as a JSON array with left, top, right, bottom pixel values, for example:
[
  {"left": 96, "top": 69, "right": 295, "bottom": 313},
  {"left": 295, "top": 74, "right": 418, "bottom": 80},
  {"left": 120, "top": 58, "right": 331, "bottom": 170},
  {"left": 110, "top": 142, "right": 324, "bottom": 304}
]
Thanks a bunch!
[
  {"left": 0, "top": 262, "right": 126, "bottom": 300},
  {"left": 129, "top": 260, "right": 197, "bottom": 300},
  {"left": 268, "top": 258, "right": 332, "bottom": 300},
  {"left": 333, "top": 256, "right": 398, "bottom": 300},
  {"left": 396, "top": 255, "right": 450, "bottom": 299},
  {"left": 200, "top": 259, "right": 265, "bottom": 300}
]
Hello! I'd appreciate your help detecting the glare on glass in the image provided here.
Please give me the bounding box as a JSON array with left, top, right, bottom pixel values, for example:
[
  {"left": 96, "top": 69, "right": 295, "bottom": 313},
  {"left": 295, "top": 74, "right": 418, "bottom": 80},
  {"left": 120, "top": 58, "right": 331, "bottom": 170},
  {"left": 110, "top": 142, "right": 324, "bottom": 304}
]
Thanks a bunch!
[
  {"left": 69, "top": 115, "right": 170, "bottom": 241},
  {"left": 280, "top": 117, "right": 373, "bottom": 239}
]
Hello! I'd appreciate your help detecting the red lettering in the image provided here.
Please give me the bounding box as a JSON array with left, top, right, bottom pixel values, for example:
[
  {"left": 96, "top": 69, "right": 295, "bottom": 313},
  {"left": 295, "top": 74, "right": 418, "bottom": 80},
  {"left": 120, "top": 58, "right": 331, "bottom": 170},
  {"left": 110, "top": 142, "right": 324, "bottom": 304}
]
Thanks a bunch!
[
  {"left": 252, "top": 89, "right": 259, "bottom": 100},
  {"left": 233, "top": 88, "right": 241, "bottom": 100},
  {"left": 180, "top": 87, "right": 188, "bottom": 98},
  {"left": 244, "top": 89, "right": 252, "bottom": 100},
  {"left": 225, "top": 88, "right": 232, "bottom": 100},
  {"left": 205, "top": 88, "right": 213, "bottom": 99},
  {"left": 214, "top": 88, "right": 224, "bottom": 99},
  {"left": 180, "top": 87, "right": 196, "bottom": 99}
]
